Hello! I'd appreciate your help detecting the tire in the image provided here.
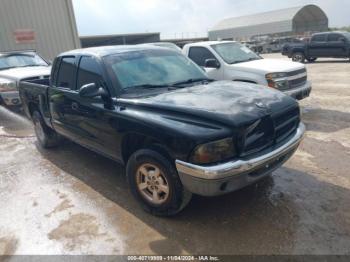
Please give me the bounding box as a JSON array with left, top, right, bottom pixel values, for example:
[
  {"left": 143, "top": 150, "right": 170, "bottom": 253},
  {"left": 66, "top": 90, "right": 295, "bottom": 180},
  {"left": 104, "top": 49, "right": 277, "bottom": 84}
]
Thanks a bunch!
[
  {"left": 32, "top": 111, "right": 61, "bottom": 148},
  {"left": 126, "top": 149, "right": 192, "bottom": 216},
  {"left": 307, "top": 57, "right": 317, "bottom": 62},
  {"left": 292, "top": 52, "right": 305, "bottom": 63}
]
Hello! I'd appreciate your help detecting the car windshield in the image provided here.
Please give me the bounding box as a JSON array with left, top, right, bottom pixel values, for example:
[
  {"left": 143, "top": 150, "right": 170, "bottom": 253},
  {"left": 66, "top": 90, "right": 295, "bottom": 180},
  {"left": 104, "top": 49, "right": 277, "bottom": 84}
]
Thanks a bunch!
[
  {"left": 211, "top": 42, "right": 261, "bottom": 64},
  {"left": 104, "top": 50, "right": 208, "bottom": 90},
  {"left": 0, "top": 52, "right": 48, "bottom": 70},
  {"left": 343, "top": 32, "right": 350, "bottom": 41}
]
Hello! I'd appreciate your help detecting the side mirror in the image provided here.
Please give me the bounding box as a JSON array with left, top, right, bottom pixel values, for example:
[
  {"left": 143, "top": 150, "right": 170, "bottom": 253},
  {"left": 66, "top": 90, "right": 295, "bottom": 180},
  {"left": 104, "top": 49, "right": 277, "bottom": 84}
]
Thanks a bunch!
[
  {"left": 339, "top": 37, "right": 346, "bottom": 42},
  {"left": 205, "top": 58, "right": 220, "bottom": 69},
  {"left": 79, "top": 83, "right": 108, "bottom": 98}
]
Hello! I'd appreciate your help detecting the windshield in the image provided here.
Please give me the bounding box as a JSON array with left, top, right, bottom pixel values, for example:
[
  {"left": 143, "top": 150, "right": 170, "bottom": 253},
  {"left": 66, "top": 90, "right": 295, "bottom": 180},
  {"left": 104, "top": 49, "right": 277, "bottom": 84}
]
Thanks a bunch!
[
  {"left": 104, "top": 50, "right": 208, "bottom": 90},
  {"left": 343, "top": 32, "right": 350, "bottom": 41},
  {"left": 0, "top": 52, "right": 48, "bottom": 70},
  {"left": 211, "top": 42, "right": 261, "bottom": 64}
]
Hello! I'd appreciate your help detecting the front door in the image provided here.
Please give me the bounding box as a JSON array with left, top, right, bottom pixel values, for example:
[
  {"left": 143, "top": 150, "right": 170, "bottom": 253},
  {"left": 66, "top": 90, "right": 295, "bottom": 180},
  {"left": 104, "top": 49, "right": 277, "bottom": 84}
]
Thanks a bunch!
[
  {"left": 188, "top": 46, "right": 223, "bottom": 80},
  {"left": 327, "top": 33, "right": 348, "bottom": 57},
  {"left": 308, "top": 34, "right": 328, "bottom": 57}
]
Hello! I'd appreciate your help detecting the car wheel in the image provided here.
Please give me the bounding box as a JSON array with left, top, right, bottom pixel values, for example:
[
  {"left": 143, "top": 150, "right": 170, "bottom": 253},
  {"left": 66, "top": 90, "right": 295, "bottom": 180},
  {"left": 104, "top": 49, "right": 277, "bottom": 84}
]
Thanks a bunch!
[
  {"left": 126, "top": 149, "right": 192, "bottom": 216},
  {"left": 32, "top": 111, "right": 62, "bottom": 148},
  {"left": 292, "top": 52, "right": 305, "bottom": 63},
  {"left": 307, "top": 57, "right": 317, "bottom": 62}
]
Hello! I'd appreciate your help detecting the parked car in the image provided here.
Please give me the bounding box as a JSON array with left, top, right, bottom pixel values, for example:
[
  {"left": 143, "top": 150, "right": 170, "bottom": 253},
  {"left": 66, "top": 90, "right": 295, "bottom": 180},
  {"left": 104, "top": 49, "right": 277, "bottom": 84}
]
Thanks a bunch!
[
  {"left": 282, "top": 31, "right": 350, "bottom": 63},
  {"left": 183, "top": 41, "right": 311, "bottom": 100},
  {"left": 0, "top": 50, "right": 51, "bottom": 107},
  {"left": 19, "top": 45, "right": 305, "bottom": 216},
  {"left": 140, "top": 42, "right": 182, "bottom": 53},
  {"left": 262, "top": 37, "right": 302, "bottom": 53}
]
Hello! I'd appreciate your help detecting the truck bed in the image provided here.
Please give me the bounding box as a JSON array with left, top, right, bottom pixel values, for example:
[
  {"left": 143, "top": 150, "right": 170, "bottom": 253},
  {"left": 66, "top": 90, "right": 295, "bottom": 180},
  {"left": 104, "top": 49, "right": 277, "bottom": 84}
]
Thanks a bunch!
[{"left": 19, "top": 78, "right": 52, "bottom": 126}]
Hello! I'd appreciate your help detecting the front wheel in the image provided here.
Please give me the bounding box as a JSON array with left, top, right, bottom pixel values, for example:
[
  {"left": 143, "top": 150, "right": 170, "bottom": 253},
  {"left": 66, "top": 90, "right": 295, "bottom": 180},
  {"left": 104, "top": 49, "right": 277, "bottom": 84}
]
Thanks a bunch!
[
  {"left": 126, "top": 149, "right": 192, "bottom": 216},
  {"left": 32, "top": 111, "right": 62, "bottom": 148},
  {"left": 292, "top": 52, "right": 305, "bottom": 63}
]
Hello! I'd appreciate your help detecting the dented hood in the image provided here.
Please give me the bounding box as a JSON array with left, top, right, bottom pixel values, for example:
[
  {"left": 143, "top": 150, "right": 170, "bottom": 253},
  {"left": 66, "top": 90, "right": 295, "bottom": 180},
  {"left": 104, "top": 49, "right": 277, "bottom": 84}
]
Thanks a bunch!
[{"left": 119, "top": 81, "right": 297, "bottom": 127}]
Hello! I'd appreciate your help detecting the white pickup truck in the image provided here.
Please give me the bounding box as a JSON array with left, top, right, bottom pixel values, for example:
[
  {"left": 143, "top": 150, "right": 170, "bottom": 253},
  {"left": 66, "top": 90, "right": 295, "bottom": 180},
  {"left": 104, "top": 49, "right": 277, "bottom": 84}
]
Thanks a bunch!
[
  {"left": 0, "top": 50, "right": 51, "bottom": 107},
  {"left": 183, "top": 41, "right": 312, "bottom": 100}
]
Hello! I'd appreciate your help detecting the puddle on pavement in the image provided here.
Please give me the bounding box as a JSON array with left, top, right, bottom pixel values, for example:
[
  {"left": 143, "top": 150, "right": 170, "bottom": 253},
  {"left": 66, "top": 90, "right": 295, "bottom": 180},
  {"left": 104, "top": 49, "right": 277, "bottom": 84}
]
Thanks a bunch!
[{"left": 0, "top": 106, "right": 33, "bottom": 137}]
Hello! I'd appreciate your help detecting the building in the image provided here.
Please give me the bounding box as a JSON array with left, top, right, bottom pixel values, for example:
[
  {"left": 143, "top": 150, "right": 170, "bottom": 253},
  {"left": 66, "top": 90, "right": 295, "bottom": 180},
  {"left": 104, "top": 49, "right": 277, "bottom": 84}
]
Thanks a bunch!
[
  {"left": 0, "top": 0, "right": 80, "bottom": 60},
  {"left": 80, "top": 33, "right": 160, "bottom": 48},
  {"left": 209, "top": 4, "right": 329, "bottom": 41}
]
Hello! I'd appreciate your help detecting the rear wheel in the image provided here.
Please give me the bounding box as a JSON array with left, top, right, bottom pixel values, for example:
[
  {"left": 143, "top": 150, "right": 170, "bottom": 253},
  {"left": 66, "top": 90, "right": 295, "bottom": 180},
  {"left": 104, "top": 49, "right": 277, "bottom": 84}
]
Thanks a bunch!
[
  {"left": 32, "top": 111, "right": 61, "bottom": 148},
  {"left": 292, "top": 52, "right": 305, "bottom": 63},
  {"left": 307, "top": 57, "right": 317, "bottom": 63},
  {"left": 126, "top": 149, "right": 192, "bottom": 216}
]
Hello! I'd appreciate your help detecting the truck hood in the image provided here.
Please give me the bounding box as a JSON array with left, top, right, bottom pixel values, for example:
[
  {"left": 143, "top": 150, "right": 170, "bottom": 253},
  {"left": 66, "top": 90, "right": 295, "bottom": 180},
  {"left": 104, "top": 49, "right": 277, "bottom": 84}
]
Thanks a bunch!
[
  {"left": 119, "top": 81, "right": 297, "bottom": 128},
  {"left": 0, "top": 66, "right": 51, "bottom": 82},
  {"left": 231, "top": 58, "right": 305, "bottom": 74}
]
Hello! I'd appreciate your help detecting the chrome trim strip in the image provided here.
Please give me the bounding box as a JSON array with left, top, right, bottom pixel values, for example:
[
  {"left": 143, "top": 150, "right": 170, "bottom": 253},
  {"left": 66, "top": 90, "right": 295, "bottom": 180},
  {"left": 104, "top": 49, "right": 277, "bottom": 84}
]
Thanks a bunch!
[
  {"left": 287, "top": 72, "right": 307, "bottom": 81},
  {"left": 176, "top": 123, "right": 305, "bottom": 180}
]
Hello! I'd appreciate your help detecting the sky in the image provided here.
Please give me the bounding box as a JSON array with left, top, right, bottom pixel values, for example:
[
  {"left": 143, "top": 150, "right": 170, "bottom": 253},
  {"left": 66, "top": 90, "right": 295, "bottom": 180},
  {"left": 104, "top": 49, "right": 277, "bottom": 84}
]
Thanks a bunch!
[{"left": 72, "top": 0, "right": 350, "bottom": 39}]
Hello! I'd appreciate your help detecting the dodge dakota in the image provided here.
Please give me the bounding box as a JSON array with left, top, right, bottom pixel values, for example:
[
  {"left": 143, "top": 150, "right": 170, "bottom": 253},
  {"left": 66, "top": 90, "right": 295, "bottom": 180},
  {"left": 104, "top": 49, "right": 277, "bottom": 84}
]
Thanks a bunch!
[{"left": 19, "top": 45, "right": 305, "bottom": 216}]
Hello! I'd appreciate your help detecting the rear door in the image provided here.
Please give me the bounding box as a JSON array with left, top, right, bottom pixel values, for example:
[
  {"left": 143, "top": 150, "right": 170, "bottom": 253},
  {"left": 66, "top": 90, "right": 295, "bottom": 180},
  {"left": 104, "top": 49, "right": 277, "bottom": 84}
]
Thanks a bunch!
[
  {"left": 327, "top": 33, "right": 348, "bottom": 57},
  {"left": 308, "top": 34, "right": 328, "bottom": 57},
  {"left": 49, "top": 56, "right": 81, "bottom": 141}
]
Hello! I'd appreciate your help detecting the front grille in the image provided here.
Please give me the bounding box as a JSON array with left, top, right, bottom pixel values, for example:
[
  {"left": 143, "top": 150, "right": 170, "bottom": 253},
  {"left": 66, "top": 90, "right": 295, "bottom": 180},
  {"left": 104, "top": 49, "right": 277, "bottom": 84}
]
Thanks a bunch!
[
  {"left": 287, "top": 68, "right": 307, "bottom": 89},
  {"left": 238, "top": 106, "right": 300, "bottom": 157}
]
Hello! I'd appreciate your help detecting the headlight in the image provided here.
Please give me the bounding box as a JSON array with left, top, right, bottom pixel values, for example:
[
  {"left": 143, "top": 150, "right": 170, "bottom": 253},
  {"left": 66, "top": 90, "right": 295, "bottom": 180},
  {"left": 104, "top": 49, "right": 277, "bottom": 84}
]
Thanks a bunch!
[
  {"left": 0, "top": 79, "right": 17, "bottom": 92},
  {"left": 265, "top": 72, "right": 289, "bottom": 89},
  {"left": 190, "top": 137, "right": 236, "bottom": 164}
]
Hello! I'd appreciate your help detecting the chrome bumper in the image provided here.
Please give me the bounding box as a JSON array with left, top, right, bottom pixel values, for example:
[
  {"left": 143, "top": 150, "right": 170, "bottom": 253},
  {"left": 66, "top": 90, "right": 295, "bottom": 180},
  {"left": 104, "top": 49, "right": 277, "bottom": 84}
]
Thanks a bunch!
[
  {"left": 284, "top": 81, "right": 312, "bottom": 100},
  {"left": 0, "top": 91, "right": 21, "bottom": 106},
  {"left": 176, "top": 123, "right": 305, "bottom": 196}
]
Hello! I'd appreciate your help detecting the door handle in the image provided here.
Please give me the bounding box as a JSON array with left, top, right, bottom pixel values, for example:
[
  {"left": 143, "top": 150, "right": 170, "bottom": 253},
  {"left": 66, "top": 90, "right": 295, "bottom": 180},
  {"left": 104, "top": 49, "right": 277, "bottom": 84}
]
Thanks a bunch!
[{"left": 71, "top": 102, "right": 79, "bottom": 110}]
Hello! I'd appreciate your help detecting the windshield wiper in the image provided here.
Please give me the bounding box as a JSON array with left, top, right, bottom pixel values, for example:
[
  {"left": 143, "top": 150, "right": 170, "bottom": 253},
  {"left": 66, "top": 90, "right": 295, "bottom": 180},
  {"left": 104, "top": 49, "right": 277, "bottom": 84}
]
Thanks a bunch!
[
  {"left": 171, "top": 78, "right": 213, "bottom": 86},
  {"left": 124, "top": 83, "right": 173, "bottom": 90}
]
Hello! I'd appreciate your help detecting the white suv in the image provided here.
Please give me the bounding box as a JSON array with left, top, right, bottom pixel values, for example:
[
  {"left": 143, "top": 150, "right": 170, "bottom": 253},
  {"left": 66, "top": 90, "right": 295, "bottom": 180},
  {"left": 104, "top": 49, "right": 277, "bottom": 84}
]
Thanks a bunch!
[{"left": 183, "top": 41, "right": 312, "bottom": 100}]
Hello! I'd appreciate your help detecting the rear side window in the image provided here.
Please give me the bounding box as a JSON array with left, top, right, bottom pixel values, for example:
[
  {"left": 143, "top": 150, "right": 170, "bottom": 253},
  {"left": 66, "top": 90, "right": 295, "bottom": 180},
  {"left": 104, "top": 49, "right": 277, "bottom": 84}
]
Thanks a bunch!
[
  {"left": 56, "top": 57, "right": 76, "bottom": 90},
  {"left": 77, "top": 56, "right": 103, "bottom": 89},
  {"left": 328, "top": 34, "right": 343, "bottom": 42},
  {"left": 311, "top": 34, "right": 326, "bottom": 42},
  {"left": 188, "top": 47, "right": 216, "bottom": 67}
]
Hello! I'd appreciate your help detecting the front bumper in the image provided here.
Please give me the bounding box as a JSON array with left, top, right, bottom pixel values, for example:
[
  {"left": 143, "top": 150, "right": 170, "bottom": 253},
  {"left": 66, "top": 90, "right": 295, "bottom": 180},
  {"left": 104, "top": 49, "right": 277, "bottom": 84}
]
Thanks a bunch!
[
  {"left": 0, "top": 91, "right": 21, "bottom": 106},
  {"left": 283, "top": 81, "right": 312, "bottom": 100},
  {"left": 176, "top": 123, "right": 305, "bottom": 196}
]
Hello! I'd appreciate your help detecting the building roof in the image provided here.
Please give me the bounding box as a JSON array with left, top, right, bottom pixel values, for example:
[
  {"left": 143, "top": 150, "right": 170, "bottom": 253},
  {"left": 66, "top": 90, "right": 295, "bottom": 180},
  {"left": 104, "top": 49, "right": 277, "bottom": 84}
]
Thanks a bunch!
[{"left": 211, "top": 5, "right": 328, "bottom": 31}]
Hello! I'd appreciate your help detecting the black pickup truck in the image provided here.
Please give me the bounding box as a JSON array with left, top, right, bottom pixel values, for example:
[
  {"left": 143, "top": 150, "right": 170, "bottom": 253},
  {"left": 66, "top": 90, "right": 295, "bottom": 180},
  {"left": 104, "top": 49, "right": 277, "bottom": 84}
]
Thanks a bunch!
[
  {"left": 282, "top": 31, "right": 350, "bottom": 63},
  {"left": 19, "top": 46, "right": 305, "bottom": 216}
]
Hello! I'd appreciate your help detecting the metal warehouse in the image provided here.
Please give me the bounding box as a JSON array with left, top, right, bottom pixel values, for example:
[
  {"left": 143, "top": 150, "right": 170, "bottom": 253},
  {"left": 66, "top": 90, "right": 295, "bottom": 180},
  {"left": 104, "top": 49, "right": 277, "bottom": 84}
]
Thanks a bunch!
[
  {"left": 0, "top": 0, "right": 80, "bottom": 60},
  {"left": 209, "top": 4, "right": 329, "bottom": 40}
]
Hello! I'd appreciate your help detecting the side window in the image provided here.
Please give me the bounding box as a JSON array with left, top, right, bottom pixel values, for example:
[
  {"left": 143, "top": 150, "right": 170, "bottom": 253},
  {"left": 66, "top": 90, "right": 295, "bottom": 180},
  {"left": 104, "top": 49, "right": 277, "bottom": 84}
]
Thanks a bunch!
[
  {"left": 311, "top": 34, "right": 326, "bottom": 43},
  {"left": 188, "top": 47, "right": 216, "bottom": 67},
  {"left": 77, "top": 56, "right": 103, "bottom": 89},
  {"left": 50, "top": 57, "right": 60, "bottom": 86},
  {"left": 56, "top": 57, "right": 76, "bottom": 90},
  {"left": 328, "top": 34, "right": 342, "bottom": 42}
]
